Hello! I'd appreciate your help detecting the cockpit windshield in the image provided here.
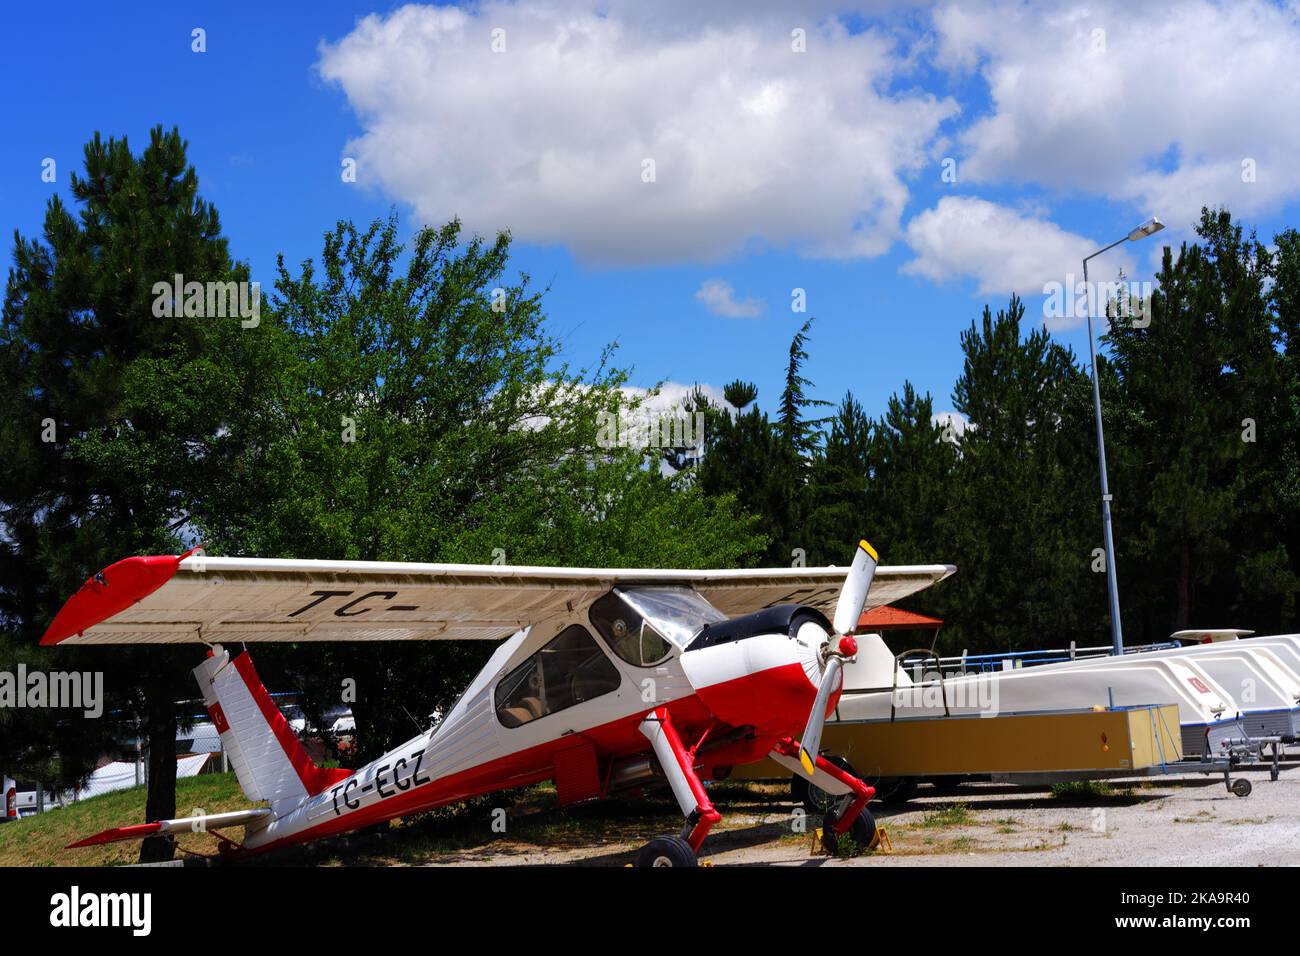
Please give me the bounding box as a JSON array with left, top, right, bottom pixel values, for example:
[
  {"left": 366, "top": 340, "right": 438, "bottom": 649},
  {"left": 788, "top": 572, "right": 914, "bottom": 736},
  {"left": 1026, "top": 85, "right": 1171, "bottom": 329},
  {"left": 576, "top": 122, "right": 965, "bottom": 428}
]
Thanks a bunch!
[{"left": 589, "top": 587, "right": 727, "bottom": 666}]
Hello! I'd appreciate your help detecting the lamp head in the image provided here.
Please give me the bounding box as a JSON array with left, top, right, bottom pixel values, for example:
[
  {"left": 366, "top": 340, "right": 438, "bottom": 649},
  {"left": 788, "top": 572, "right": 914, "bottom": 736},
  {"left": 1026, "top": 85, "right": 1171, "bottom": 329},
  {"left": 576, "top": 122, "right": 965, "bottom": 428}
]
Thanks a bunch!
[{"left": 1127, "top": 217, "right": 1164, "bottom": 241}]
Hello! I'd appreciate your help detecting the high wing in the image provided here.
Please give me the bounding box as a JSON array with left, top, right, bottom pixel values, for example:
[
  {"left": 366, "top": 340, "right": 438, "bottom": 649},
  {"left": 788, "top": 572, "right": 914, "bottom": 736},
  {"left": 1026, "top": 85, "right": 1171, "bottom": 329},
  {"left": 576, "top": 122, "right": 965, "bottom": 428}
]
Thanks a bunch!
[{"left": 41, "top": 552, "right": 955, "bottom": 646}]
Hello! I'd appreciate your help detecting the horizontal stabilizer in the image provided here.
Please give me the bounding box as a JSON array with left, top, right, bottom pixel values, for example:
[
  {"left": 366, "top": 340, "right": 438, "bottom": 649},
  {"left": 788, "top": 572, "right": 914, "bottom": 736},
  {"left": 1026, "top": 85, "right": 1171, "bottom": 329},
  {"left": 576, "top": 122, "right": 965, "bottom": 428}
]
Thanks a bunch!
[{"left": 67, "top": 808, "right": 272, "bottom": 848}]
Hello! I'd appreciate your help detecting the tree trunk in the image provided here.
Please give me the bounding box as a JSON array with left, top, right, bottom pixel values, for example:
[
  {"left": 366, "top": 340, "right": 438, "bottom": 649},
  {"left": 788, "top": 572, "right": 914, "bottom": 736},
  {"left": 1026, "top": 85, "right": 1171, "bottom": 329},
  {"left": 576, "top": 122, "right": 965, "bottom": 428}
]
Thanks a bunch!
[{"left": 138, "top": 689, "right": 178, "bottom": 864}]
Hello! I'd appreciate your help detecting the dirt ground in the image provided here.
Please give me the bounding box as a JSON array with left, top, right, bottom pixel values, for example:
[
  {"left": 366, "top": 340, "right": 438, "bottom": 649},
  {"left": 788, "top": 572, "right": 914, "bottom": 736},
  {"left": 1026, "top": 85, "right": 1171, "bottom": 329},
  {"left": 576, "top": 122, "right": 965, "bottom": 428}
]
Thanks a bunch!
[{"left": 400, "top": 758, "right": 1300, "bottom": 867}]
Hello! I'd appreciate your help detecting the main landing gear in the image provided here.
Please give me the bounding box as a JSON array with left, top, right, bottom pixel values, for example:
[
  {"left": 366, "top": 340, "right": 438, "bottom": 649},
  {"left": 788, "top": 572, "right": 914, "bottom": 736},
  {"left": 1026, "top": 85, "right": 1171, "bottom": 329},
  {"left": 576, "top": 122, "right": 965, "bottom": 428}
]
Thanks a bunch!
[
  {"left": 634, "top": 707, "right": 721, "bottom": 867},
  {"left": 632, "top": 710, "right": 880, "bottom": 865}
]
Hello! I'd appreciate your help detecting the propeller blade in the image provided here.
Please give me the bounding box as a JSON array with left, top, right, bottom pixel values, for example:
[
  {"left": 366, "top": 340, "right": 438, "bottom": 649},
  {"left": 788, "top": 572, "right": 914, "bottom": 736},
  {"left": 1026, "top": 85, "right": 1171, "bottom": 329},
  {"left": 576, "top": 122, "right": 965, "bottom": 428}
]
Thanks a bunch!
[
  {"left": 801, "top": 538, "right": 878, "bottom": 775},
  {"left": 798, "top": 656, "right": 843, "bottom": 776},
  {"left": 832, "top": 539, "right": 878, "bottom": 636}
]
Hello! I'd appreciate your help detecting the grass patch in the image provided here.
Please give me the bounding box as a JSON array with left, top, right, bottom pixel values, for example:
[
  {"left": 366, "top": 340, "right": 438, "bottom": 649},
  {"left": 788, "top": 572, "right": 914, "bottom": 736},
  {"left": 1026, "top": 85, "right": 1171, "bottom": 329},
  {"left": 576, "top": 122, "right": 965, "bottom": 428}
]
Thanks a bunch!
[
  {"left": 1050, "top": 780, "right": 1114, "bottom": 801},
  {"left": 917, "top": 803, "right": 971, "bottom": 829},
  {"left": 0, "top": 772, "right": 258, "bottom": 867}
]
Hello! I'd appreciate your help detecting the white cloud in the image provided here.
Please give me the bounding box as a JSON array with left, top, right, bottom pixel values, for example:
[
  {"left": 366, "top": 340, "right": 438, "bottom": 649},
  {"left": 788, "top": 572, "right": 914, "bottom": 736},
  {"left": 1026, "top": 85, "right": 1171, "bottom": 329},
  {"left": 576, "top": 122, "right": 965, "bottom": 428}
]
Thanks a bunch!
[
  {"left": 317, "top": 2, "right": 957, "bottom": 266},
  {"left": 930, "top": 413, "right": 972, "bottom": 439},
  {"left": 903, "top": 197, "right": 1132, "bottom": 302},
  {"left": 314, "top": 0, "right": 1300, "bottom": 288},
  {"left": 933, "top": 0, "right": 1300, "bottom": 232},
  {"left": 694, "top": 278, "right": 763, "bottom": 318},
  {"left": 931, "top": 410, "right": 970, "bottom": 440},
  {"left": 622, "top": 381, "right": 734, "bottom": 416}
]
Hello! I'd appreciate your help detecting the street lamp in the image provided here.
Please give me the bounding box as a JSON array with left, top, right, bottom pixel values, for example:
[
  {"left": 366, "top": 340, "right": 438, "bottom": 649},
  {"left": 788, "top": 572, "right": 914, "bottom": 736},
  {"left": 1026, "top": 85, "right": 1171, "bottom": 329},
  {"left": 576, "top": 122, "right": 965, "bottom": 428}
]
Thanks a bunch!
[{"left": 1082, "top": 216, "right": 1164, "bottom": 656}]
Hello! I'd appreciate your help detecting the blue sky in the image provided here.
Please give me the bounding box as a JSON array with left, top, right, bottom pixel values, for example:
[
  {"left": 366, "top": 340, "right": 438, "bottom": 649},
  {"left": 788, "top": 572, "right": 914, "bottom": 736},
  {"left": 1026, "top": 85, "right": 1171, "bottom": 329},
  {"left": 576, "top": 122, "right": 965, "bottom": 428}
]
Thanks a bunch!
[{"left": 5, "top": 0, "right": 1299, "bottom": 424}]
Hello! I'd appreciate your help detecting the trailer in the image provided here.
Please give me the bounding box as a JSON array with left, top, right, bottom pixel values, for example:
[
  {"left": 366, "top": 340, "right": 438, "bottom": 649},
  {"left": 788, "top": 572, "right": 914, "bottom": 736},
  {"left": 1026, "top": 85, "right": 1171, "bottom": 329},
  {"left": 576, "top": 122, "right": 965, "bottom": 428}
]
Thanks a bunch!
[
  {"left": 835, "top": 636, "right": 1244, "bottom": 757},
  {"left": 729, "top": 702, "right": 1270, "bottom": 803}
]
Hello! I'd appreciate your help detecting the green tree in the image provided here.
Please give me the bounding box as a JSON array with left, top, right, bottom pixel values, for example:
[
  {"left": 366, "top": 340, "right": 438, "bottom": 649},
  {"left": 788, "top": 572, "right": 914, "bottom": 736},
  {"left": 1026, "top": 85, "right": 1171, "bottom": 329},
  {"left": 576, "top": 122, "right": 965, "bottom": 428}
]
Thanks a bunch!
[
  {"left": 200, "top": 216, "right": 764, "bottom": 760},
  {"left": 804, "top": 392, "right": 874, "bottom": 565},
  {"left": 0, "top": 127, "right": 269, "bottom": 860},
  {"left": 778, "top": 318, "right": 831, "bottom": 458},
  {"left": 1107, "top": 209, "right": 1297, "bottom": 636},
  {"left": 1268, "top": 226, "right": 1300, "bottom": 603},
  {"left": 945, "top": 296, "right": 1097, "bottom": 652},
  {"left": 693, "top": 381, "right": 798, "bottom": 565},
  {"left": 868, "top": 382, "right": 958, "bottom": 568}
]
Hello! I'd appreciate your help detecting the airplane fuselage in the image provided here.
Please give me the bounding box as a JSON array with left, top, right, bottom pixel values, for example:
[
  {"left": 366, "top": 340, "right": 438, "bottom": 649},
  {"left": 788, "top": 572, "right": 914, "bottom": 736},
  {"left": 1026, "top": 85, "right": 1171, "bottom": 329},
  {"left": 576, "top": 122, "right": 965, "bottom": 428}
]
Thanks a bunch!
[{"left": 241, "top": 604, "right": 836, "bottom": 853}]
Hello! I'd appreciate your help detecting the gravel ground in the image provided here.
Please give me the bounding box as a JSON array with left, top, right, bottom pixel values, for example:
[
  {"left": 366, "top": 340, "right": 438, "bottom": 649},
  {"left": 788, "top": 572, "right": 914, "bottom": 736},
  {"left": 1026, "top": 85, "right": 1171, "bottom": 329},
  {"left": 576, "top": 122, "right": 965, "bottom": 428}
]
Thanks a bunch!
[{"left": 418, "top": 759, "right": 1300, "bottom": 867}]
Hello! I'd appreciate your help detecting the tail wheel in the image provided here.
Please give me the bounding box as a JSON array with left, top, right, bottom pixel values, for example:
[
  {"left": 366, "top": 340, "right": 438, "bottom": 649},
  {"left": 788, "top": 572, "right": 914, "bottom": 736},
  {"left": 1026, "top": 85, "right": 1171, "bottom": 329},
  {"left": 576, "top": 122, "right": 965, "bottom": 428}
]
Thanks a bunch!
[
  {"left": 635, "top": 835, "right": 698, "bottom": 867},
  {"left": 820, "top": 807, "right": 879, "bottom": 856},
  {"left": 791, "top": 754, "right": 859, "bottom": 814}
]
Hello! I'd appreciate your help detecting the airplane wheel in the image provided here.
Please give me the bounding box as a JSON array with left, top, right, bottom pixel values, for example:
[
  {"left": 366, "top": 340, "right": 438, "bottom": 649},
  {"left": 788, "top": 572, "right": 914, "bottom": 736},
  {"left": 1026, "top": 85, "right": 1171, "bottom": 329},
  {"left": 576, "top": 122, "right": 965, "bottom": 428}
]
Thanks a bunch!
[
  {"left": 791, "top": 754, "right": 858, "bottom": 814},
  {"left": 821, "top": 807, "right": 878, "bottom": 856},
  {"left": 636, "top": 835, "right": 698, "bottom": 867},
  {"left": 1230, "top": 777, "right": 1252, "bottom": 798}
]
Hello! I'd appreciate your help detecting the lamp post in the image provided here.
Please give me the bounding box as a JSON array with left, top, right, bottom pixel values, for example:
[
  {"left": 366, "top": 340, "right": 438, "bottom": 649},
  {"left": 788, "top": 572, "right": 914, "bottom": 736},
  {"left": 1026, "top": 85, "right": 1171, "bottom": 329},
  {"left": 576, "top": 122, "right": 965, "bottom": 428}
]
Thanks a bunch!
[{"left": 1082, "top": 216, "right": 1164, "bottom": 656}]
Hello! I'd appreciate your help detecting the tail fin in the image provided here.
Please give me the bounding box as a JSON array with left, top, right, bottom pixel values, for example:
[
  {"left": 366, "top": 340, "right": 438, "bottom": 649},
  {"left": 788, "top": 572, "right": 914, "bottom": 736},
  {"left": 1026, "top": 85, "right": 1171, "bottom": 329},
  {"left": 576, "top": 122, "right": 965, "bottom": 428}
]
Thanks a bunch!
[{"left": 195, "top": 647, "right": 349, "bottom": 812}]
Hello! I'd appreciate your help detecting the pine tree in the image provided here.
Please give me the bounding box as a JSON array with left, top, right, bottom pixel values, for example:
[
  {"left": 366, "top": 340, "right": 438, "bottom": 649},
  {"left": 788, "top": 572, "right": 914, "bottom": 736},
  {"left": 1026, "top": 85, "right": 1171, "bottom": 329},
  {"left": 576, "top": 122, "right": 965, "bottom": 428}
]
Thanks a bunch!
[
  {"left": 804, "top": 392, "right": 873, "bottom": 564},
  {"left": 946, "top": 296, "right": 1097, "bottom": 651},
  {"left": 778, "top": 318, "right": 830, "bottom": 458},
  {"left": 0, "top": 127, "right": 270, "bottom": 860},
  {"left": 1107, "top": 208, "right": 1298, "bottom": 636}
]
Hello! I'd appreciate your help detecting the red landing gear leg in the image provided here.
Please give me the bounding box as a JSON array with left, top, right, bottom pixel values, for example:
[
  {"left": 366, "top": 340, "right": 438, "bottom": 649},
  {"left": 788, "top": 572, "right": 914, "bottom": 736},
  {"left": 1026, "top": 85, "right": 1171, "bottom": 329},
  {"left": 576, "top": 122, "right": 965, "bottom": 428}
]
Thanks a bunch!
[
  {"left": 639, "top": 707, "right": 721, "bottom": 856},
  {"left": 775, "top": 737, "right": 875, "bottom": 834}
]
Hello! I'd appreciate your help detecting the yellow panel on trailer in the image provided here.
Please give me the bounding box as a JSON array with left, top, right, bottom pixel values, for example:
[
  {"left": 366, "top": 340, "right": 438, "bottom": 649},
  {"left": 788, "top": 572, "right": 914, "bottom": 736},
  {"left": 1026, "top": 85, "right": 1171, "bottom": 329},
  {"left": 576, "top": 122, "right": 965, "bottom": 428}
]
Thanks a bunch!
[{"left": 731, "top": 704, "right": 1183, "bottom": 780}]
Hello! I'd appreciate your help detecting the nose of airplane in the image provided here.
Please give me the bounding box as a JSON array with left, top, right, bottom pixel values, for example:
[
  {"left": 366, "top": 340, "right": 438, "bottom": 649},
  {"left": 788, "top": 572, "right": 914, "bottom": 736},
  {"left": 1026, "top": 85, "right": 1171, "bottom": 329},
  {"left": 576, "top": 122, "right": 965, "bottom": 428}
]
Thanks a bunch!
[{"left": 680, "top": 620, "right": 839, "bottom": 735}]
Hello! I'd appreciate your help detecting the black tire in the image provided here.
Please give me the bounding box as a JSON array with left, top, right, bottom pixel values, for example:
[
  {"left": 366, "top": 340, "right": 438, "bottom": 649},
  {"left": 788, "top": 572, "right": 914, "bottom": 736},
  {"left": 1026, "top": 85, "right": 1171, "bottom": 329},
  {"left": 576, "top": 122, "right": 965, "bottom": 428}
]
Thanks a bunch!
[
  {"left": 876, "top": 776, "right": 919, "bottom": 805},
  {"left": 635, "top": 835, "right": 698, "bottom": 867},
  {"left": 791, "top": 754, "right": 858, "bottom": 814},
  {"left": 821, "top": 807, "right": 879, "bottom": 856}
]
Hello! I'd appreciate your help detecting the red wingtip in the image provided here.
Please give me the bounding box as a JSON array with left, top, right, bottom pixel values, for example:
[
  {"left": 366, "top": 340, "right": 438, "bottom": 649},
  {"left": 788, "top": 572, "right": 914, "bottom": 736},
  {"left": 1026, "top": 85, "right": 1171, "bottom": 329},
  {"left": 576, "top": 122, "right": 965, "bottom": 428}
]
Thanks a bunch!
[
  {"left": 66, "top": 821, "right": 163, "bottom": 848},
  {"left": 41, "top": 554, "right": 187, "bottom": 646}
]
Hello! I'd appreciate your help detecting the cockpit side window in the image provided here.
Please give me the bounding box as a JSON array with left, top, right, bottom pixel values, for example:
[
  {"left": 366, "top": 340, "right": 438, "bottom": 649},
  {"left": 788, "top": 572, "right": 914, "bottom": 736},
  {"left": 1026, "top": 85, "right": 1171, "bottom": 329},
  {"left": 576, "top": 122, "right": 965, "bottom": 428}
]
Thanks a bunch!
[{"left": 495, "top": 625, "right": 621, "bottom": 728}]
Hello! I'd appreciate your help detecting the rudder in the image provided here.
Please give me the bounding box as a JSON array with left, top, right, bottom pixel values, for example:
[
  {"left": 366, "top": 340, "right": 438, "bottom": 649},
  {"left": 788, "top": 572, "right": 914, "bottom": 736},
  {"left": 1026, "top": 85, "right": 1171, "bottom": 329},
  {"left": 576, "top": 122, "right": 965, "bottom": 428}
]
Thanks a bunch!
[{"left": 195, "top": 647, "right": 349, "bottom": 812}]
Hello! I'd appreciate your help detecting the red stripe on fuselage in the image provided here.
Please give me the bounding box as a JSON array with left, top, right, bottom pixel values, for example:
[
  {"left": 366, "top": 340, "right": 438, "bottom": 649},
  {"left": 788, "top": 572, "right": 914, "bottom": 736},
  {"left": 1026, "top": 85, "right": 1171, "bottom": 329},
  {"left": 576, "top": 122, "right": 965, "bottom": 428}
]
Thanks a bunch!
[{"left": 250, "top": 658, "right": 821, "bottom": 855}]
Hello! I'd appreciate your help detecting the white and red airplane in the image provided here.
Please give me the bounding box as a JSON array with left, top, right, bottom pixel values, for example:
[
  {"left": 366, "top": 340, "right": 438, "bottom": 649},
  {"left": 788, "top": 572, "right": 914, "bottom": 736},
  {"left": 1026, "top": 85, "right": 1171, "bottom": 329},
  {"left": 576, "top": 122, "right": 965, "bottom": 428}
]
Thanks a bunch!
[{"left": 40, "top": 540, "right": 953, "bottom": 866}]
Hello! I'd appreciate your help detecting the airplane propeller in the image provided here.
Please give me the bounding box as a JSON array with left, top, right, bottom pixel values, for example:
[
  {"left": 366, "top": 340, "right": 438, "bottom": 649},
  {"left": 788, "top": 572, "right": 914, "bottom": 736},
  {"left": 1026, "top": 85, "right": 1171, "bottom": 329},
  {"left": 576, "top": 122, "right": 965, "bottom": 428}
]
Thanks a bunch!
[{"left": 798, "top": 539, "right": 878, "bottom": 776}]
